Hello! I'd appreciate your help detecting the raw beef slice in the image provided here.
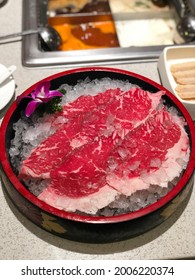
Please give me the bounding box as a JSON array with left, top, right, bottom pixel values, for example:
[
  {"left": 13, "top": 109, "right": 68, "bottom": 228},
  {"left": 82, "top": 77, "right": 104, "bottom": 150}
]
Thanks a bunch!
[
  {"left": 19, "top": 88, "right": 163, "bottom": 180},
  {"left": 38, "top": 108, "right": 189, "bottom": 214},
  {"left": 19, "top": 88, "right": 123, "bottom": 179},
  {"left": 106, "top": 109, "right": 190, "bottom": 196},
  {"left": 38, "top": 184, "right": 119, "bottom": 215}
]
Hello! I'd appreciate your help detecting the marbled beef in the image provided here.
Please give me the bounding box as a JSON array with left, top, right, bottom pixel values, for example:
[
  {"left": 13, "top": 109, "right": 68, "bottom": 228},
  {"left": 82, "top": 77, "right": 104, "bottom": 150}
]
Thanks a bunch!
[
  {"left": 19, "top": 88, "right": 163, "bottom": 180},
  {"left": 38, "top": 108, "right": 189, "bottom": 214},
  {"left": 106, "top": 109, "right": 189, "bottom": 196}
]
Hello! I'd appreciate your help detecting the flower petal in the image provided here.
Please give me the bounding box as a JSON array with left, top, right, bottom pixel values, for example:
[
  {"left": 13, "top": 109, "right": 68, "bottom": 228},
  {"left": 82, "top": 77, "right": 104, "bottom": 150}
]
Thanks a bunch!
[
  {"left": 25, "top": 100, "right": 41, "bottom": 117},
  {"left": 46, "top": 90, "right": 64, "bottom": 99},
  {"left": 31, "top": 81, "right": 51, "bottom": 99}
]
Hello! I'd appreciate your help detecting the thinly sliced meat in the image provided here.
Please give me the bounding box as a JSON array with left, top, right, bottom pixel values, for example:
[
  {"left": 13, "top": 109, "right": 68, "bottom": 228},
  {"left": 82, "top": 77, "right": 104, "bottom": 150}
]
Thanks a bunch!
[
  {"left": 34, "top": 89, "right": 164, "bottom": 198},
  {"left": 38, "top": 184, "right": 119, "bottom": 215},
  {"left": 61, "top": 88, "right": 124, "bottom": 119},
  {"left": 106, "top": 109, "right": 190, "bottom": 195},
  {"left": 50, "top": 137, "right": 114, "bottom": 197},
  {"left": 19, "top": 88, "right": 164, "bottom": 180},
  {"left": 39, "top": 88, "right": 123, "bottom": 134},
  {"left": 19, "top": 114, "right": 85, "bottom": 179},
  {"left": 46, "top": 90, "right": 165, "bottom": 197},
  {"left": 19, "top": 88, "right": 123, "bottom": 179},
  {"left": 47, "top": 109, "right": 189, "bottom": 207},
  {"left": 30, "top": 91, "right": 190, "bottom": 214}
]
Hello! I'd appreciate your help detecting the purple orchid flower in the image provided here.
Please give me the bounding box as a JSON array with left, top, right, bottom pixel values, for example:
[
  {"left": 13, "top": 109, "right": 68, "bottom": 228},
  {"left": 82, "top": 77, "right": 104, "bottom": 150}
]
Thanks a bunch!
[{"left": 17, "top": 81, "right": 64, "bottom": 117}]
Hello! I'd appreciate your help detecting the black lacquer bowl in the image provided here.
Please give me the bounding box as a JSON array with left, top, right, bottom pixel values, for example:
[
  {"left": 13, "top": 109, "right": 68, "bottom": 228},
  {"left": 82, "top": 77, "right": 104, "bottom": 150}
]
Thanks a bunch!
[{"left": 0, "top": 67, "right": 195, "bottom": 243}]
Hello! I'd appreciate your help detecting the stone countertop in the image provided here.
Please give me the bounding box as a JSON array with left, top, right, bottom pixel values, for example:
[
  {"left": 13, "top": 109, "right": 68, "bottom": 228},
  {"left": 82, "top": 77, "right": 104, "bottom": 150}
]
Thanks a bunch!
[{"left": 0, "top": 0, "right": 195, "bottom": 260}]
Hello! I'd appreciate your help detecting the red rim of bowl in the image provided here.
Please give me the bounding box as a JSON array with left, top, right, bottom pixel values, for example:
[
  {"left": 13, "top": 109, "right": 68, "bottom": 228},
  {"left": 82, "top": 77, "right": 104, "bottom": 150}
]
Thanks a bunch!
[{"left": 0, "top": 67, "right": 195, "bottom": 224}]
